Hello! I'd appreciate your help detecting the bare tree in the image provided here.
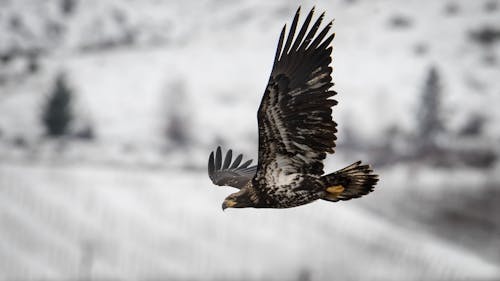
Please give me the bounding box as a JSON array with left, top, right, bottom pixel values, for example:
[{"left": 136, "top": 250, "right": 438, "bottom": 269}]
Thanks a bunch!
[{"left": 163, "top": 79, "right": 190, "bottom": 149}]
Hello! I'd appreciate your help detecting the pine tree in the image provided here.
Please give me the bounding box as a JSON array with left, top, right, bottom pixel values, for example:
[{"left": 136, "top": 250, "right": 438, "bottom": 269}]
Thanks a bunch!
[
  {"left": 42, "top": 73, "right": 73, "bottom": 137},
  {"left": 416, "top": 66, "right": 445, "bottom": 152}
]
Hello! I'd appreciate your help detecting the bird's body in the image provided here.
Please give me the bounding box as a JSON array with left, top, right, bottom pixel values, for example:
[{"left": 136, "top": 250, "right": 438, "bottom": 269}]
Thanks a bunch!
[
  {"left": 208, "top": 7, "right": 378, "bottom": 210},
  {"left": 248, "top": 175, "right": 319, "bottom": 209}
]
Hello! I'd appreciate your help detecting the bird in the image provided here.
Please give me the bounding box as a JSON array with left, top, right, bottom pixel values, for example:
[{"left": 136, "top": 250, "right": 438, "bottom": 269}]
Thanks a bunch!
[{"left": 208, "top": 7, "right": 378, "bottom": 210}]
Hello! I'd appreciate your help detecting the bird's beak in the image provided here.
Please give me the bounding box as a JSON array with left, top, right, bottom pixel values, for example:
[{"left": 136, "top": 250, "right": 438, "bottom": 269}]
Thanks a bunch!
[{"left": 222, "top": 199, "right": 237, "bottom": 211}]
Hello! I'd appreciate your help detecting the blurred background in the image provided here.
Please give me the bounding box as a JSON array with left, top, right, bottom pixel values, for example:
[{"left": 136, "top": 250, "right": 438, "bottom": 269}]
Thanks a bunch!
[{"left": 0, "top": 0, "right": 499, "bottom": 280}]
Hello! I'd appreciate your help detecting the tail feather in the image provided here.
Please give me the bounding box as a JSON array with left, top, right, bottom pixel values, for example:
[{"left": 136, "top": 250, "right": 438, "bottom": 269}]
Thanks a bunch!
[{"left": 321, "top": 161, "right": 378, "bottom": 202}]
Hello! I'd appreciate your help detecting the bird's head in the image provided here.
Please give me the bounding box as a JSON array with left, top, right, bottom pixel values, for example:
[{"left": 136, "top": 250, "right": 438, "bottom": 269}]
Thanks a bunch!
[{"left": 222, "top": 183, "right": 259, "bottom": 210}]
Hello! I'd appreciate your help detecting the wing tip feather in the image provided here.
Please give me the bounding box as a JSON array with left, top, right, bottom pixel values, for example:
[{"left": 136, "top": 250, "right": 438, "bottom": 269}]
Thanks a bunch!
[{"left": 208, "top": 151, "right": 215, "bottom": 176}]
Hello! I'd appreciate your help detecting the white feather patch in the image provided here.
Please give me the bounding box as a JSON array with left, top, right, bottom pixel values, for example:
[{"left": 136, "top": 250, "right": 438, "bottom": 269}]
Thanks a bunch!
[{"left": 266, "top": 154, "right": 301, "bottom": 186}]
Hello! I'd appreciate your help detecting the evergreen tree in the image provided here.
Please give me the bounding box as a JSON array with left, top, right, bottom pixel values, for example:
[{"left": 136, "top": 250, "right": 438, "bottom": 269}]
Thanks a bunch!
[
  {"left": 416, "top": 66, "right": 445, "bottom": 151},
  {"left": 42, "top": 73, "right": 73, "bottom": 137}
]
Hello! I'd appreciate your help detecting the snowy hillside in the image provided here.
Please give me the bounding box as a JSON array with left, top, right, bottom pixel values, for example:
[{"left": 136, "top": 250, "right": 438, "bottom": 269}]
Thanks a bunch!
[
  {"left": 1, "top": 0, "right": 499, "bottom": 153},
  {"left": 0, "top": 162, "right": 499, "bottom": 280},
  {"left": 0, "top": 0, "right": 500, "bottom": 280}
]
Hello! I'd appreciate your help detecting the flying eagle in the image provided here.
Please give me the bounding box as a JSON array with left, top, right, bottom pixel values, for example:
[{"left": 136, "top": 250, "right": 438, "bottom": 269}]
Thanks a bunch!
[{"left": 208, "top": 7, "right": 378, "bottom": 210}]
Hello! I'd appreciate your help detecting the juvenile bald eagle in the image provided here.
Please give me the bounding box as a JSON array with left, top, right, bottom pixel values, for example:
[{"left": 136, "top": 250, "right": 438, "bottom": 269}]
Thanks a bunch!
[{"left": 208, "top": 7, "right": 378, "bottom": 210}]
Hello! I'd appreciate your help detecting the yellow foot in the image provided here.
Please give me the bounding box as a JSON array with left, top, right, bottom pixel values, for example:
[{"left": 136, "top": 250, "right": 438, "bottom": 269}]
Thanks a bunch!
[{"left": 326, "top": 185, "right": 344, "bottom": 197}]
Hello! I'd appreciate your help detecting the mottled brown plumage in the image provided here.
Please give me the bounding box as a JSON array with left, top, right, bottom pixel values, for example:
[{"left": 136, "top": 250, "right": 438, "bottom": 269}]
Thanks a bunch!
[{"left": 208, "top": 7, "right": 378, "bottom": 210}]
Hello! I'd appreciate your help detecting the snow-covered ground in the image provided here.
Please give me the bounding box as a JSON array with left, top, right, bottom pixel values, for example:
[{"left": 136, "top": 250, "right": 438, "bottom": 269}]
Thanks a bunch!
[
  {"left": 0, "top": 162, "right": 498, "bottom": 280},
  {"left": 0, "top": 0, "right": 499, "bottom": 280}
]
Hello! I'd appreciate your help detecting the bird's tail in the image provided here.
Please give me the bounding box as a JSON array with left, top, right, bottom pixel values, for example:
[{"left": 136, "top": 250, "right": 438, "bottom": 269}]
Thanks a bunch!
[{"left": 321, "top": 161, "right": 378, "bottom": 202}]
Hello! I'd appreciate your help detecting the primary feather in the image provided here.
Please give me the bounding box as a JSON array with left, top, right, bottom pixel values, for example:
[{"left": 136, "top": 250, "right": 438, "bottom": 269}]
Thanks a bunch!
[{"left": 208, "top": 146, "right": 256, "bottom": 189}]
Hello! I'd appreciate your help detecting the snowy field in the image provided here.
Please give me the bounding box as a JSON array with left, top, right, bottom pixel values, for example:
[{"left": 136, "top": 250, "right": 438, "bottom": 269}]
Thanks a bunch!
[
  {"left": 0, "top": 162, "right": 499, "bottom": 280},
  {"left": 1, "top": 0, "right": 500, "bottom": 280}
]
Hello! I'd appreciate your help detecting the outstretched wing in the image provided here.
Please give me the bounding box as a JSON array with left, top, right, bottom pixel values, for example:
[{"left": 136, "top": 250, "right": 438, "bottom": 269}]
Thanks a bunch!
[
  {"left": 208, "top": 146, "right": 257, "bottom": 189},
  {"left": 256, "top": 7, "right": 337, "bottom": 185}
]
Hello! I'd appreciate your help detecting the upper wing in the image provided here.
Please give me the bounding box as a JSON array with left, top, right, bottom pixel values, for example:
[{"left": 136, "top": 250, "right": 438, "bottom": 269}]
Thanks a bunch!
[
  {"left": 208, "top": 146, "right": 257, "bottom": 189},
  {"left": 256, "top": 7, "right": 337, "bottom": 183}
]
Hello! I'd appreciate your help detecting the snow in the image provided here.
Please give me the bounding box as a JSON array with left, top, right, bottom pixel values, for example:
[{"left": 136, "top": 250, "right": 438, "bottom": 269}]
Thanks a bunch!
[
  {"left": 0, "top": 0, "right": 499, "bottom": 280},
  {"left": 1, "top": 0, "right": 500, "bottom": 147},
  {"left": 0, "top": 162, "right": 499, "bottom": 280}
]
